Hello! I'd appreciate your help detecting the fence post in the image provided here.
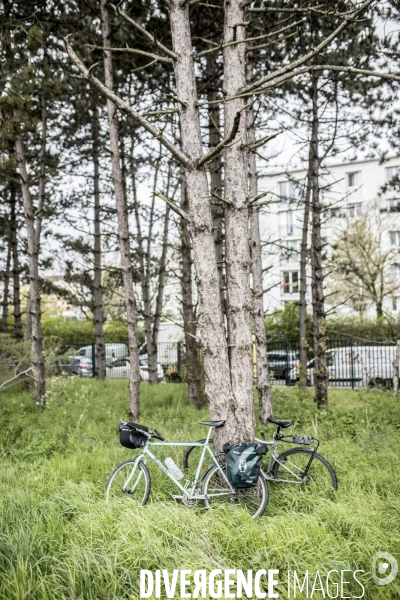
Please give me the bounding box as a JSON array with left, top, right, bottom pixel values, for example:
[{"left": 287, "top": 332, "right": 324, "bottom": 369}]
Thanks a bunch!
[
  {"left": 177, "top": 342, "right": 182, "bottom": 380},
  {"left": 350, "top": 338, "right": 355, "bottom": 390},
  {"left": 285, "top": 339, "right": 290, "bottom": 387},
  {"left": 91, "top": 343, "right": 96, "bottom": 378},
  {"left": 393, "top": 340, "right": 400, "bottom": 395}
]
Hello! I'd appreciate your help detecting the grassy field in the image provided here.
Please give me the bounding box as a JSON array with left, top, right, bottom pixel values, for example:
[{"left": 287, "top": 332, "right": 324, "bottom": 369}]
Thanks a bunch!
[{"left": 0, "top": 377, "right": 399, "bottom": 599}]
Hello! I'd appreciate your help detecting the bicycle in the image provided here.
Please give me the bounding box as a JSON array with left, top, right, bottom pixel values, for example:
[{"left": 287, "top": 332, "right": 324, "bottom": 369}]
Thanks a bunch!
[
  {"left": 105, "top": 419, "right": 269, "bottom": 519},
  {"left": 183, "top": 417, "right": 338, "bottom": 490}
]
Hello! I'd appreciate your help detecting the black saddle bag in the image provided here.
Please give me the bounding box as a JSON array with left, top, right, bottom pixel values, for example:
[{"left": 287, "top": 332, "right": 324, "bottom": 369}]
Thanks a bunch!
[
  {"left": 225, "top": 442, "right": 267, "bottom": 488},
  {"left": 119, "top": 422, "right": 149, "bottom": 449}
]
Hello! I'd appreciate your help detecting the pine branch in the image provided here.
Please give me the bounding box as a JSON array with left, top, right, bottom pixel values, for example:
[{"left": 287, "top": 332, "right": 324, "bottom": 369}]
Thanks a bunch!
[
  {"left": 63, "top": 39, "right": 190, "bottom": 168},
  {"left": 86, "top": 44, "right": 174, "bottom": 64},
  {"left": 112, "top": 5, "right": 177, "bottom": 60},
  {"left": 197, "top": 111, "right": 241, "bottom": 167},
  {"left": 242, "top": 130, "right": 282, "bottom": 151},
  {"left": 241, "top": 0, "right": 376, "bottom": 96},
  {"left": 154, "top": 191, "right": 189, "bottom": 221}
]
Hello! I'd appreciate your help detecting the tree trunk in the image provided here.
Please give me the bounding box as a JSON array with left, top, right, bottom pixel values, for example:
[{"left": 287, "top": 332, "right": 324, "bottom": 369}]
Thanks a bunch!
[
  {"left": 180, "top": 176, "right": 205, "bottom": 408},
  {"left": 1, "top": 238, "right": 11, "bottom": 334},
  {"left": 246, "top": 53, "right": 272, "bottom": 425},
  {"left": 91, "top": 100, "right": 106, "bottom": 380},
  {"left": 131, "top": 148, "right": 159, "bottom": 385},
  {"left": 222, "top": 0, "right": 255, "bottom": 442},
  {"left": 152, "top": 190, "right": 171, "bottom": 359},
  {"left": 24, "top": 292, "right": 32, "bottom": 341},
  {"left": 169, "top": 0, "right": 234, "bottom": 448},
  {"left": 101, "top": 0, "right": 140, "bottom": 419},
  {"left": 9, "top": 184, "right": 22, "bottom": 341},
  {"left": 206, "top": 53, "right": 226, "bottom": 318},
  {"left": 309, "top": 73, "right": 328, "bottom": 408},
  {"left": 15, "top": 135, "right": 46, "bottom": 405},
  {"left": 299, "top": 154, "right": 312, "bottom": 387}
]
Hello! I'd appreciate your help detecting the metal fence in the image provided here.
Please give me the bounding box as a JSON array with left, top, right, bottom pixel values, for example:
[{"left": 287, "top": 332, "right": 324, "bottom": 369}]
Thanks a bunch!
[
  {"left": 55, "top": 341, "right": 183, "bottom": 381},
  {"left": 264, "top": 338, "right": 398, "bottom": 389},
  {"left": 55, "top": 338, "right": 398, "bottom": 389}
]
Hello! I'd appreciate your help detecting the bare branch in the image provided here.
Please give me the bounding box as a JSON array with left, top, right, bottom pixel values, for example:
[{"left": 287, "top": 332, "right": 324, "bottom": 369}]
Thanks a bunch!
[
  {"left": 198, "top": 111, "right": 241, "bottom": 167},
  {"left": 63, "top": 39, "right": 190, "bottom": 167},
  {"left": 87, "top": 44, "right": 174, "bottom": 64},
  {"left": 241, "top": 0, "right": 376, "bottom": 95},
  {"left": 112, "top": 5, "right": 177, "bottom": 60},
  {"left": 211, "top": 190, "right": 232, "bottom": 206},
  {"left": 249, "top": 191, "right": 267, "bottom": 204},
  {"left": 154, "top": 191, "right": 189, "bottom": 221},
  {"left": 241, "top": 130, "right": 282, "bottom": 151}
]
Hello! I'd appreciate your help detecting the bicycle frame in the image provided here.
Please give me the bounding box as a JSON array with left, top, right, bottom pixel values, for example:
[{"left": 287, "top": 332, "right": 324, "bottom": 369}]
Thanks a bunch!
[
  {"left": 124, "top": 426, "right": 235, "bottom": 499},
  {"left": 255, "top": 434, "right": 318, "bottom": 485}
]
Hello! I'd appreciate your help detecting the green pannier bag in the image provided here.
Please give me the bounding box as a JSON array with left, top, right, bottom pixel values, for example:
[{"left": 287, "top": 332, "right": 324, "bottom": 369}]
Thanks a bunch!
[{"left": 226, "top": 442, "right": 267, "bottom": 488}]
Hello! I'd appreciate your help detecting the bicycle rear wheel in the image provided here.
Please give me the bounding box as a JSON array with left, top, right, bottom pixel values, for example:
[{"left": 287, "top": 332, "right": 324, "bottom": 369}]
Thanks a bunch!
[
  {"left": 105, "top": 459, "right": 151, "bottom": 504},
  {"left": 201, "top": 463, "right": 268, "bottom": 518},
  {"left": 272, "top": 447, "right": 338, "bottom": 490}
]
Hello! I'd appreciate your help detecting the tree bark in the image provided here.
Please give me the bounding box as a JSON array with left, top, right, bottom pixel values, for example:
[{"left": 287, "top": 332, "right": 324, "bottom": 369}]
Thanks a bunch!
[
  {"left": 222, "top": 0, "right": 255, "bottom": 442},
  {"left": 206, "top": 53, "right": 226, "bottom": 318},
  {"left": 24, "top": 292, "right": 32, "bottom": 341},
  {"left": 1, "top": 237, "right": 11, "bottom": 334},
  {"left": 169, "top": 0, "right": 235, "bottom": 448},
  {"left": 180, "top": 176, "right": 205, "bottom": 408},
  {"left": 9, "top": 184, "right": 22, "bottom": 341},
  {"left": 309, "top": 73, "right": 328, "bottom": 407},
  {"left": 131, "top": 147, "right": 160, "bottom": 385},
  {"left": 299, "top": 153, "right": 312, "bottom": 387},
  {"left": 15, "top": 135, "right": 46, "bottom": 405},
  {"left": 246, "top": 49, "right": 272, "bottom": 424},
  {"left": 100, "top": 0, "right": 140, "bottom": 418},
  {"left": 91, "top": 99, "right": 106, "bottom": 380}
]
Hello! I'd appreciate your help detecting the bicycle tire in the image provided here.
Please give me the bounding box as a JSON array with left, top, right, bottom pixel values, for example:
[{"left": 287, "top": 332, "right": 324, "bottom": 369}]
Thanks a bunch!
[
  {"left": 183, "top": 439, "right": 213, "bottom": 470},
  {"left": 201, "top": 463, "right": 269, "bottom": 519},
  {"left": 272, "top": 447, "right": 338, "bottom": 490},
  {"left": 105, "top": 459, "right": 151, "bottom": 504}
]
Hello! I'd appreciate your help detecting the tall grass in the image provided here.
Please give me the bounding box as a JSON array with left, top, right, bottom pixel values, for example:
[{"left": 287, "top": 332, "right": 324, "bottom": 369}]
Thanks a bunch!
[{"left": 0, "top": 378, "right": 399, "bottom": 599}]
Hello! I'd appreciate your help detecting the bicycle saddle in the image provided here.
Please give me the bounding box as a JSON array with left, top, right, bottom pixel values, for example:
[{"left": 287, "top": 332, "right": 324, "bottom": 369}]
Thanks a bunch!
[
  {"left": 268, "top": 417, "right": 293, "bottom": 428},
  {"left": 199, "top": 420, "right": 225, "bottom": 428}
]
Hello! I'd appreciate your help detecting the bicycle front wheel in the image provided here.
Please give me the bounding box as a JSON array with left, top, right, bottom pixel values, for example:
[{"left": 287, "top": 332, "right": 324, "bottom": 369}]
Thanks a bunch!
[
  {"left": 272, "top": 447, "right": 338, "bottom": 490},
  {"left": 201, "top": 463, "right": 268, "bottom": 519},
  {"left": 105, "top": 459, "right": 151, "bottom": 504}
]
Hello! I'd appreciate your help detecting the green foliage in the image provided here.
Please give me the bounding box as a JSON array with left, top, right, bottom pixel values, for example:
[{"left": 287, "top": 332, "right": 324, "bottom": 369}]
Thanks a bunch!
[
  {"left": 40, "top": 317, "right": 145, "bottom": 345},
  {"left": 265, "top": 304, "right": 400, "bottom": 341},
  {"left": 0, "top": 379, "right": 399, "bottom": 599}
]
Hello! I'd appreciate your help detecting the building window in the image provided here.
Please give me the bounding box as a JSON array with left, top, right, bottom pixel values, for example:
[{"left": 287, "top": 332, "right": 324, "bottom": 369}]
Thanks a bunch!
[
  {"left": 389, "top": 199, "right": 400, "bottom": 212},
  {"left": 282, "top": 271, "right": 299, "bottom": 294},
  {"left": 391, "top": 264, "right": 400, "bottom": 279},
  {"left": 279, "top": 181, "right": 297, "bottom": 203},
  {"left": 390, "top": 232, "right": 400, "bottom": 246},
  {"left": 393, "top": 297, "right": 399, "bottom": 311},
  {"left": 386, "top": 166, "right": 400, "bottom": 182},
  {"left": 281, "top": 240, "right": 300, "bottom": 264},
  {"left": 348, "top": 203, "right": 362, "bottom": 218},
  {"left": 347, "top": 171, "right": 361, "bottom": 187}
]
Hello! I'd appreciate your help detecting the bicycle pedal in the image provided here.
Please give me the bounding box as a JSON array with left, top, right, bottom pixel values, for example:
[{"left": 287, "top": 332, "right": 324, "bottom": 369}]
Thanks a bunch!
[{"left": 172, "top": 495, "right": 183, "bottom": 501}]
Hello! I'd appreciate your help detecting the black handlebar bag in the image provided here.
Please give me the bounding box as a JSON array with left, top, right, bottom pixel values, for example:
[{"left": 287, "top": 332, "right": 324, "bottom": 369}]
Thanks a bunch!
[
  {"left": 226, "top": 442, "right": 267, "bottom": 488},
  {"left": 119, "top": 422, "right": 148, "bottom": 449}
]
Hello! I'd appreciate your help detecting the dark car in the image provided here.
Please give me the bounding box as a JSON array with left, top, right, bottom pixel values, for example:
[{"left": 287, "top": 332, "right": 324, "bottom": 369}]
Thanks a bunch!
[{"left": 267, "top": 350, "right": 299, "bottom": 380}]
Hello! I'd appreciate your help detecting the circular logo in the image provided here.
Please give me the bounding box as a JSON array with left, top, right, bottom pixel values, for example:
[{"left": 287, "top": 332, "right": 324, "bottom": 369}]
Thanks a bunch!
[{"left": 372, "top": 552, "right": 398, "bottom": 586}]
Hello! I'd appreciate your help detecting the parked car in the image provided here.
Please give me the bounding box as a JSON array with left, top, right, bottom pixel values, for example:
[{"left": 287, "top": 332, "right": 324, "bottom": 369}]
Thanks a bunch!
[
  {"left": 267, "top": 350, "right": 300, "bottom": 380},
  {"left": 60, "top": 356, "right": 93, "bottom": 377},
  {"left": 289, "top": 346, "right": 399, "bottom": 387},
  {"left": 78, "top": 343, "right": 128, "bottom": 366},
  {"left": 106, "top": 357, "right": 164, "bottom": 381}
]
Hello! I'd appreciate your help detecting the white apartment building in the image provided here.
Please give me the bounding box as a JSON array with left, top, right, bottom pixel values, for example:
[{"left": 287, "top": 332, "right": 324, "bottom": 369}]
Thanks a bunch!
[{"left": 258, "top": 156, "right": 400, "bottom": 316}]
